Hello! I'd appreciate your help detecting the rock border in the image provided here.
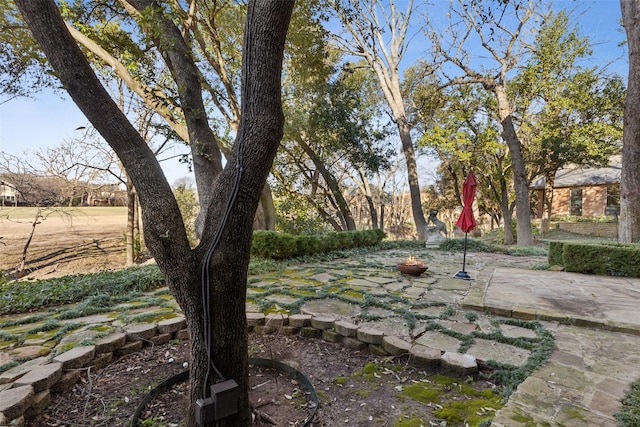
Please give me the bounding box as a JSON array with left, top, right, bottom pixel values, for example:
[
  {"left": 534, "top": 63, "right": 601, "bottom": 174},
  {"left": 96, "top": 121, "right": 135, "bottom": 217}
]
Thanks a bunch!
[{"left": 0, "top": 313, "right": 477, "bottom": 426}]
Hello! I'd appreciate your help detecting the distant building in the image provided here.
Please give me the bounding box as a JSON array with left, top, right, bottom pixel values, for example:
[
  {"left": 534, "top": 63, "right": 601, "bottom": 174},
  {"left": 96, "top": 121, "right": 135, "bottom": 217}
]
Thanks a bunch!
[
  {"left": 0, "top": 180, "right": 18, "bottom": 206},
  {"left": 530, "top": 155, "right": 621, "bottom": 218}
]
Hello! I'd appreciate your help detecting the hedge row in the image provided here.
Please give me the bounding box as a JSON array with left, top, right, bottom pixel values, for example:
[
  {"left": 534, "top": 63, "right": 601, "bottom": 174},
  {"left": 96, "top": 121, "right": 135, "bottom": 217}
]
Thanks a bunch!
[
  {"left": 548, "top": 241, "right": 640, "bottom": 277},
  {"left": 251, "top": 229, "right": 386, "bottom": 260}
]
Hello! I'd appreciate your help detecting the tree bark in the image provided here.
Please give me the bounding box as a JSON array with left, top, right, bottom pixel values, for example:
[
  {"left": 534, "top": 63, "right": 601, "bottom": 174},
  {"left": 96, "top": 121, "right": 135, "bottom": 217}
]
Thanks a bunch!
[
  {"left": 541, "top": 170, "right": 556, "bottom": 235},
  {"left": 397, "top": 117, "right": 428, "bottom": 238},
  {"left": 620, "top": 0, "right": 640, "bottom": 243},
  {"left": 494, "top": 85, "right": 534, "bottom": 246},
  {"left": 499, "top": 176, "right": 515, "bottom": 245},
  {"left": 124, "top": 0, "right": 224, "bottom": 239},
  {"left": 15, "top": 2, "right": 294, "bottom": 427}
]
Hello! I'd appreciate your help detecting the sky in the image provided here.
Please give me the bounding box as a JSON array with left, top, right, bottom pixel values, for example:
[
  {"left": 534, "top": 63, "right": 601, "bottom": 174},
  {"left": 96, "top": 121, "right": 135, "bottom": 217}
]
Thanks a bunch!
[{"left": 0, "top": 0, "right": 629, "bottom": 187}]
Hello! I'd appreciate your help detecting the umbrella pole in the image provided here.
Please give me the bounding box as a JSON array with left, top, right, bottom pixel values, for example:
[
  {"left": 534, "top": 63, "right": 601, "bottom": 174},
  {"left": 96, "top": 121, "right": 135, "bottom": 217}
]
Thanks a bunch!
[
  {"left": 462, "top": 231, "right": 468, "bottom": 272},
  {"left": 455, "top": 232, "right": 471, "bottom": 280}
]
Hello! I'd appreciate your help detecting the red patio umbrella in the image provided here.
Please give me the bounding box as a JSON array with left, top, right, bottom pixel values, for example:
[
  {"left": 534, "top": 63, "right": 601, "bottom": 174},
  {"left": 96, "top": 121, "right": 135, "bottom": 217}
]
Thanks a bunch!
[
  {"left": 456, "top": 172, "right": 477, "bottom": 233},
  {"left": 455, "top": 172, "right": 477, "bottom": 279}
]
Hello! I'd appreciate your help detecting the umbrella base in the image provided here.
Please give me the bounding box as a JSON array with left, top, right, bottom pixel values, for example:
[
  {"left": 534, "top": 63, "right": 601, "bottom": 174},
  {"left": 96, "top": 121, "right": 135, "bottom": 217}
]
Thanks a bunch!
[{"left": 454, "top": 270, "right": 472, "bottom": 280}]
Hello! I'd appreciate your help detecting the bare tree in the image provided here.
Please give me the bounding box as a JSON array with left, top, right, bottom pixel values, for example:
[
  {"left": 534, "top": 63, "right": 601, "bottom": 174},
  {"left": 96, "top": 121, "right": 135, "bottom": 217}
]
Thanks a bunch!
[
  {"left": 328, "top": 0, "right": 429, "bottom": 239},
  {"left": 425, "top": 0, "right": 542, "bottom": 245},
  {"left": 64, "top": 0, "right": 277, "bottom": 233},
  {"left": 14, "top": 3, "right": 294, "bottom": 427},
  {"left": 620, "top": 0, "right": 640, "bottom": 243}
]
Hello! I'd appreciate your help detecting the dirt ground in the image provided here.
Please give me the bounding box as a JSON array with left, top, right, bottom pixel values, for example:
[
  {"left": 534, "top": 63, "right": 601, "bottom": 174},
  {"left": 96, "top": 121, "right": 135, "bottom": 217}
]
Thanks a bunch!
[
  {"left": 0, "top": 207, "right": 130, "bottom": 280},
  {"left": 24, "top": 334, "right": 498, "bottom": 427},
  {"left": 3, "top": 208, "right": 500, "bottom": 426}
]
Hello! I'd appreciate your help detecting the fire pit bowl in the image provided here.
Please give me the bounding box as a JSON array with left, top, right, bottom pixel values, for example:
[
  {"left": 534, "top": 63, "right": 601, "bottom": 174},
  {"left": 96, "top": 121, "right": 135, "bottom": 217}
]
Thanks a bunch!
[{"left": 397, "top": 261, "right": 428, "bottom": 276}]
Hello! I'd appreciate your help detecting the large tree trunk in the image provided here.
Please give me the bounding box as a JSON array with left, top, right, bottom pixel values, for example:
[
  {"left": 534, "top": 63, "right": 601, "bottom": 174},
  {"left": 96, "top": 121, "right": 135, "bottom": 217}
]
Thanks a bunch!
[
  {"left": 541, "top": 170, "right": 556, "bottom": 235},
  {"left": 499, "top": 178, "right": 515, "bottom": 245},
  {"left": 494, "top": 85, "right": 533, "bottom": 246},
  {"left": 15, "top": 2, "right": 294, "bottom": 427},
  {"left": 620, "top": 0, "right": 640, "bottom": 243},
  {"left": 397, "top": 117, "right": 428, "bottom": 239}
]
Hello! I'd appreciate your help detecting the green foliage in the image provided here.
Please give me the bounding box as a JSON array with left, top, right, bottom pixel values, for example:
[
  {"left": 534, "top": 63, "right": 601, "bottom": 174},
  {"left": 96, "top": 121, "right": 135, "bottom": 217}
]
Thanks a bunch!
[
  {"left": 439, "top": 237, "right": 547, "bottom": 257},
  {"left": 247, "top": 257, "right": 286, "bottom": 275},
  {"left": 494, "top": 222, "right": 540, "bottom": 245},
  {"left": 482, "top": 319, "right": 556, "bottom": 399},
  {"left": 376, "top": 240, "right": 427, "bottom": 251},
  {"left": 551, "top": 215, "right": 617, "bottom": 223},
  {"left": 547, "top": 241, "right": 565, "bottom": 266},
  {"left": 615, "top": 377, "right": 640, "bottom": 426},
  {"left": 548, "top": 241, "right": 640, "bottom": 277},
  {"left": 504, "top": 246, "right": 548, "bottom": 257},
  {"left": 515, "top": 10, "right": 624, "bottom": 176},
  {"left": 465, "top": 311, "right": 479, "bottom": 322},
  {"left": 172, "top": 183, "right": 199, "bottom": 247},
  {"left": 0, "top": 264, "right": 164, "bottom": 314},
  {"left": 439, "top": 238, "right": 495, "bottom": 253},
  {"left": 400, "top": 374, "right": 502, "bottom": 426},
  {"left": 251, "top": 229, "right": 385, "bottom": 260},
  {"left": 0, "top": 361, "right": 19, "bottom": 374}
]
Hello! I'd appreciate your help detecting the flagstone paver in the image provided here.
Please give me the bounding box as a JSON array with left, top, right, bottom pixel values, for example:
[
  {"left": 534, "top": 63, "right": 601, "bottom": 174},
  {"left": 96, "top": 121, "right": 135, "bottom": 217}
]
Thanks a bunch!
[
  {"left": 53, "top": 345, "right": 95, "bottom": 369},
  {"left": 0, "top": 385, "right": 33, "bottom": 420},
  {"left": 2, "top": 248, "right": 640, "bottom": 426},
  {"left": 13, "top": 363, "right": 62, "bottom": 393},
  {"left": 468, "top": 339, "right": 532, "bottom": 366}
]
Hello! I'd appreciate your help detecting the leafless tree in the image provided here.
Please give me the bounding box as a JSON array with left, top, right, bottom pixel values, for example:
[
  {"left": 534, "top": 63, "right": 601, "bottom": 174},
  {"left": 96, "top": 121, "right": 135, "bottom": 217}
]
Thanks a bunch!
[
  {"left": 425, "top": 0, "right": 543, "bottom": 245},
  {"left": 328, "top": 0, "right": 430, "bottom": 239}
]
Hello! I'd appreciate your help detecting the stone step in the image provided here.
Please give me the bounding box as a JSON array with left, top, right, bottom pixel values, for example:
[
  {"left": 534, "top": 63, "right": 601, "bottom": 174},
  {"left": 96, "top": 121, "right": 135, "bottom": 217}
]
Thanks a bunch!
[
  {"left": 0, "top": 385, "right": 34, "bottom": 420},
  {"left": 13, "top": 363, "right": 62, "bottom": 393},
  {"left": 53, "top": 346, "right": 95, "bottom": 370}
]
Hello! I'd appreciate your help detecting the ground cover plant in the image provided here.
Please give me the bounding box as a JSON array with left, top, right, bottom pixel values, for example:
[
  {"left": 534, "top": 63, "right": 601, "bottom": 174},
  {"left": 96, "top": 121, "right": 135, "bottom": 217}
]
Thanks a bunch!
[
  {"left": 616, "top": 377, "right": 640, "bottom": 426},
  {"left": 0, "top": 265, "right": 164, "bottom": 315},
  {"left": 1, "top": 241, "right": 559, "bottom": 427}
]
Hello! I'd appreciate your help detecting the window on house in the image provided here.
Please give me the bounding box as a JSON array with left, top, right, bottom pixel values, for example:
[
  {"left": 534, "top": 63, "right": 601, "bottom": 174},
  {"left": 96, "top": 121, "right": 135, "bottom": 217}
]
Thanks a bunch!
[
  {"left": 570, "top": 188, "right": 582, "bottom": 216},
  {"left": 606, "top": 185, "right": 620, "bottom": 217}
]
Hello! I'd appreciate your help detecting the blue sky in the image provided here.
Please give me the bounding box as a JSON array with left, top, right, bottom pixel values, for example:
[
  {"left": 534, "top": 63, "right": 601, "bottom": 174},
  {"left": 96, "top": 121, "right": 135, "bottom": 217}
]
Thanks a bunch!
[{"left": 0, "top": 0, "right": 629, "bottom": 186}]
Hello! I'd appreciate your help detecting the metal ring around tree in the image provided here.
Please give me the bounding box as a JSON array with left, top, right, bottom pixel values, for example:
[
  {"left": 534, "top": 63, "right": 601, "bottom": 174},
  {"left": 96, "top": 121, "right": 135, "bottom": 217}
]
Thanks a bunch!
[{"left": 130, "top": 358, "right": 319, "bottom": 427}]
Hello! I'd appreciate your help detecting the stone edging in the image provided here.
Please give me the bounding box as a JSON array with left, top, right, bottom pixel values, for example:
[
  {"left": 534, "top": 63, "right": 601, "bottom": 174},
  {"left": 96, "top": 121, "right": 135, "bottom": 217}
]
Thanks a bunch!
[{"left": 0, "top": 313, "right": 478, "bottom": 426}]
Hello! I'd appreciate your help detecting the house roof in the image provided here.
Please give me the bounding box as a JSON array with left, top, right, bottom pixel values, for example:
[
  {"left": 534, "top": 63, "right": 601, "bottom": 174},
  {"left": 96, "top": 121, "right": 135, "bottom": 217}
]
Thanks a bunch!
[{"left": 530, "top": 155, "right": 621, "bottom": 190}]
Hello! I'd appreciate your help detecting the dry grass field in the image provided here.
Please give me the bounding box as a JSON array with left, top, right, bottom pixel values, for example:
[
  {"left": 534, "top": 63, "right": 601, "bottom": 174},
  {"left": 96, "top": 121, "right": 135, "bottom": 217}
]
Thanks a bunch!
[{"left": 0, "top": 206, "right": 129, "bottom": 280}]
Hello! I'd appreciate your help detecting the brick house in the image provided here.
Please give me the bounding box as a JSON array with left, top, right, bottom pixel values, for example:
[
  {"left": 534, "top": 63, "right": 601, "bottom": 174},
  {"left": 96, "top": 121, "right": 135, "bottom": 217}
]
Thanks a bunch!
[{"left": 530, "top": 155, "right": 621, "bottom": 219}]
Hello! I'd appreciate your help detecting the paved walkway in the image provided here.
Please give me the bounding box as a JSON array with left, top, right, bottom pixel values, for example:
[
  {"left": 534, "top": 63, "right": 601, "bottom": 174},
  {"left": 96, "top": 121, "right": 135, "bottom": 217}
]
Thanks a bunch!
[
  {"left": 1, "top": 247, "right": 640, "bottom": 426},
  {"left": 463, "top": 258, "right": 640, "bottom": 426}
]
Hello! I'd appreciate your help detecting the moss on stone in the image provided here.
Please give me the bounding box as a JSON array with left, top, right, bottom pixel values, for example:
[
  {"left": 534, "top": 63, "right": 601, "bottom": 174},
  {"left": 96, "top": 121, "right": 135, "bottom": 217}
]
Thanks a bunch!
[
  {"left": 394, "top": 416, "right": 428, "bottom": 427},
  {"left": 333, "top": 376, "right": 348, "bottom": 385}
]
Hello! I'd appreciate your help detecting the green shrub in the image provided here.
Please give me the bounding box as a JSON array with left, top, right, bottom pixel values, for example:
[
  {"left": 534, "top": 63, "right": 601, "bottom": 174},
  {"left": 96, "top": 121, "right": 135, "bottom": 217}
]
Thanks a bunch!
[
  {"left": 549, "top": 241, "right": 640, "bottom": 277},
  {"left": 548, "top": 240, "right": 566, "bottom": 266},
  {"left": 551, "top": 215, "right": 617, "bottom": 223},
  {"left": 250, "top": 229, "right": 386, "bottom": 260},
  {"left": 439, "top": 238, "right": 494, "bottom": 253},
  {"left": 504, "top": 246, "right": 548, "bottom": 257}
]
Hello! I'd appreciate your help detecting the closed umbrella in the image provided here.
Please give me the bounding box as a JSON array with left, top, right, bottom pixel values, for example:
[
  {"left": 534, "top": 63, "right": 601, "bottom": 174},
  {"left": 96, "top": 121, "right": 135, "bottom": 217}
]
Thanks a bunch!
[{"left": 454, "top": 172, "right": 477, "bottom": 280}]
